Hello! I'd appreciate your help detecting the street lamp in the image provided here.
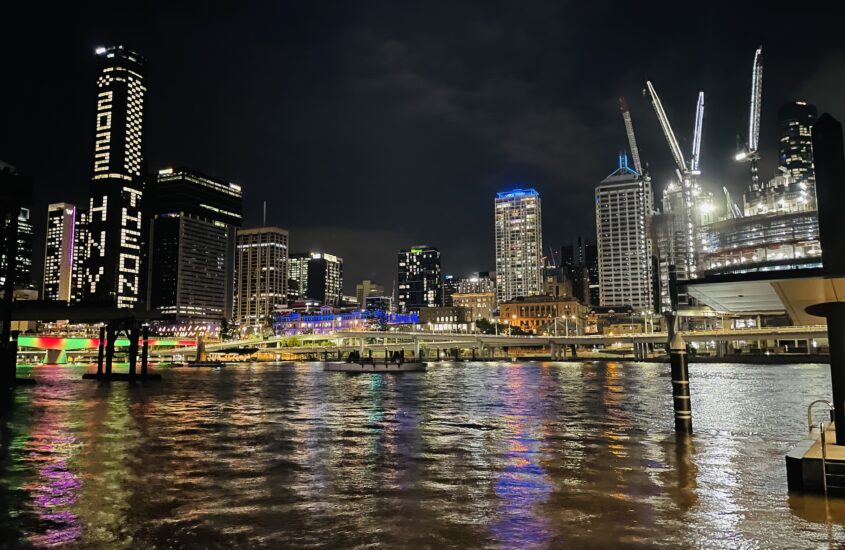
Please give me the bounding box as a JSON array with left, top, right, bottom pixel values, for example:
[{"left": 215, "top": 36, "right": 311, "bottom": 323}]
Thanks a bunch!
[{"left": 510, "top": 314, "right": 517, "bottom": 335}]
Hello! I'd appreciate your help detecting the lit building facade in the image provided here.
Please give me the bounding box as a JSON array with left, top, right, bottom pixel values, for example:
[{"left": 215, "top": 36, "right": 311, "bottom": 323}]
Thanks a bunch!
[
  {"left": 595, "top": 155, "right": 654, "bottom": 310},
  {"left": 398, "top": 245, "right": 442, "bottom": 313},
  {"left": 457, "top": 272, "right": 496, "bottom": 295},
  {"left": 43, "top": 203, "right": 77, "bottom": 302},
  {"left": 146, "top": 168, "right": 243, "bottom": 323},
  {"left": 70, "top": 210, "right": 88, "bottom": 303},
  {"left": 498, "top": 295, "right": 587, "bottom": 335},
  {"left": 235, "top": 227, "right": 289, "bottom": 329},
  {"left": 778, "top": 101, "right": 817, "bottom": 187},
  {"left": 452, "top": 291, "right": 496, "bottom": 322},
  {"left": 84, "top": 45, "right": 148, "bottom": 309},
  {"left": 495, "top": 189, "right": 543, "bottom": 302}
]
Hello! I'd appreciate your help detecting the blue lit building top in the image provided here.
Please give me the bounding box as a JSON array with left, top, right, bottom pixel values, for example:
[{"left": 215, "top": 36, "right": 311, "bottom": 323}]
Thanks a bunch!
[{"left": 496, "top": 188, "right": 539, "bottom": 199}]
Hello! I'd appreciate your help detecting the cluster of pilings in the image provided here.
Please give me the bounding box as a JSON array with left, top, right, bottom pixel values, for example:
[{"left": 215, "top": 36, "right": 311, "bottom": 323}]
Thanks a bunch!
[{"left": 83, "top": 320, "right": 160, "bottom": 381}]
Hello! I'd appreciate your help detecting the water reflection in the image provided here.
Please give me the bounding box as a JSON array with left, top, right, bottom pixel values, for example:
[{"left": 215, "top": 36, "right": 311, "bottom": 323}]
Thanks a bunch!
[{"left": 0, "top": 362, "right": 842, "bottom": 547}]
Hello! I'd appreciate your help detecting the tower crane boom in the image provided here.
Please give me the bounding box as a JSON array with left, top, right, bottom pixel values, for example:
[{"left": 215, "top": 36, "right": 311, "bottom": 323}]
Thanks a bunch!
[
  {"left": 690, "top": 92, "right": 704, "bottom": 174},
  {"left": 736, "top": 46, "right": 763, "bottom": 188},
  {"left": 618, "top": 97, "right": 643, "bottom": 175},
  {"left": 644, "top": 81, "right": 687, "bottom": 177}
]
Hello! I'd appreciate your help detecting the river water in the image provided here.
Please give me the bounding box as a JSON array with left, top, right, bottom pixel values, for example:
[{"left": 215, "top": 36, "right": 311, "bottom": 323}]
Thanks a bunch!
[{"left": 1, "top": 362, "right": 843, "bottom": 548}]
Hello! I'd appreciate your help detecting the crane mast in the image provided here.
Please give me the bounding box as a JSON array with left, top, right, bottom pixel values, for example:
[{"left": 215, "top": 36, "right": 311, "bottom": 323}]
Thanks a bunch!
[
  {"left": 690, "top": 92, "right": 704, "bottom": 174},
  {"left": 644, "top": 81, "right": 687, "bottom": 177},
  {"left": 618, "top": 97, "right": 643, "bottom": 175},
  {"left": 736, "top": 46, "right": 763, "bottom": 188}
]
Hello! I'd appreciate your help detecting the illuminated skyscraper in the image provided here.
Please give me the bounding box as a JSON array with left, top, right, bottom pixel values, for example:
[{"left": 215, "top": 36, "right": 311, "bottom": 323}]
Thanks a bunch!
[
  {"left": 70, "top": 210, "right": 88, "bottom": 303},
  {"left": 596, "top": 154, "right": 654, "bottom": 310},
  {"left": 42, "top": 203, "right": 77, "bottom": 302},
  {"left": 397, "top": 246, "right": 441, "bottom": 313},
  {"left": 494, "top": 189, "right": 543, "bottom": 302},
  {"left": 778, "top": 101, "right": 817, "bottom": 186},
  {"left": 83, "top": 45, "right": 148, "bottom": 308},
  {"left": 0, "top": 162, "right": 34, "bottom": 291},
  {"left": 146, "top": 168, "right": 243, "bottom": 322},
  {"left": 235, "top": 227, "right": 289, "bottom": 329}
]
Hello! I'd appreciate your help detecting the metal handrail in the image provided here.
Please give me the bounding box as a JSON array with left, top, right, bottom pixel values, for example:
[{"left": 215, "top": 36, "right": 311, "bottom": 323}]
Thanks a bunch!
[
  {"left": 808, "top": 400, "right": 835, "bottom": 497},
  {"left": 808, "top": 399, "right": 834, "bottom": 432},
  {"left": 820, "top": 420, "right": 830, "bottom": 495}
]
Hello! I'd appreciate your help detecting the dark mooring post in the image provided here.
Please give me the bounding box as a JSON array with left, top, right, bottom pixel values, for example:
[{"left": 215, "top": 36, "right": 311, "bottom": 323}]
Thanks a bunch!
[
  {"left": 128, "top": 324, "right": 139, "bottom": 381},
  {"left": 96, "top": 325, "right": 106, "bottom": 377},
  {"left": 105, "top": 324, "right": 116, "bottom": 377},
  {"left": 140, "top": 324, "right": 149, "bottom": 377},
  {"left": 670, "top": 332, "right": 692, "bottom": 433}
]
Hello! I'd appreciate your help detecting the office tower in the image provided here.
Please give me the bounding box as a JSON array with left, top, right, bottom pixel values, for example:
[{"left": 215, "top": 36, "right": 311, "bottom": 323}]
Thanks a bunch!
[
  {"left": 235, "top": 227, "right": 289, "bottom": 329},
  {"left": 596, "top": 154, "right": 654, "bottom": 310},
  {"left": 441, "top": 274, "right": 460, "bottom": 306},
  {"left": 70, "top": 210, "right": 89, "bottom": 303},
  {"left": 287, "top": 253, "right": 309, "bottom": 301},
  {"left": 306, "top": 252, "right": 344, "bottom": 305},
  {"left": 146, "top": 168, "right": 243, "bottom": 322},
  {"left": 397, "top": 245, "right": 442, "bottom": 313},
  {"left": 356, "top": 280, "right": 385, "bottom": 308},
  {"left": 494, "top": 189, "right": 543, "bottom": 302},
  {"left": 84, "top": 45, "right": 148, "bottom": 308},
  {"left": 288, "top": 252, "right": 343, "bottom": 305},
  {"left": 778, "top": 101, "right": 817, "bottom": 186},
  {"left": 0, "top": 162, "right": 34, "bottom": 292},
  {"left": 43, "top": 204, "right": 77, "bottom": 302}
]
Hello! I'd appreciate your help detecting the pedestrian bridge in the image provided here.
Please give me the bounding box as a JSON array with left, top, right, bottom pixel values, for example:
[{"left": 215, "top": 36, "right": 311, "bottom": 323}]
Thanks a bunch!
[{"left": 154, "top": 325, "right": 829, "bottom": 360}]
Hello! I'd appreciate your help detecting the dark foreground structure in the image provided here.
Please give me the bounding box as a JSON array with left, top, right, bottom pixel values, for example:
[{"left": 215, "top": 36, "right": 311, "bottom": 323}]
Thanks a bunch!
[{"left": 786, "top": 113, "right": 845, "bottom": 495}]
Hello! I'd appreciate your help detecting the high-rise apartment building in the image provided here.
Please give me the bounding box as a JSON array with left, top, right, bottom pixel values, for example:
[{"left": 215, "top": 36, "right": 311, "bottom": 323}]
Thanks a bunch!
[
  {"left": 146, "top": 168, "right": 243, "bottom": 322},
  {"left": 457, "top": 272, "right": 496, "bottom": 295},
  {"left": 235, "top": 227, "right": 289, "bottom": 329},
  {"left": 778, "top": 101, "right": 817, "bottom": 186},
  {"left": 494, "top": 189, "right": 543, "bottom": 302},
  {"left": 596, "top": 155, "right": 654, "bottom": 310},
  {"left": 397, "top": 246, "right": 441, "bottom": 313},
  {"left": 42, "top": 203, "right": 77, "bottom": 302},
  {"left": 84, "top": 45, "right": 148, "bottom": 308}
]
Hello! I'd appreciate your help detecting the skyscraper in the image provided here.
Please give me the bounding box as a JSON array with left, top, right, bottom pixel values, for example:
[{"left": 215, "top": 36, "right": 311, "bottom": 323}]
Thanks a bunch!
[
  {"left": 305, "top": 252, "right": 344, "bottom": 305},
  {"left": 84, "top": 45, "right": 148, "bottom": 308},
  {"left": 397, "top": 246, "right": 441, "bottom": 313},
  {"left": 146, "top": 168, "right": 243, "bottom": 323},
  {"left": 596, "top": 154, "right": 654, "bottom": 310},
  {"left": 70, "top": 210, "right": 88, "bottom": 303},
  {"left": 235, "top": 227, "right": 289, "bottom": 330},
  {"left": 288, "top": 252, "right": 344, "bottom": 305},
  {"left": 0, "top": 162, "right": 34, "bottom": 292},
  {"left": 494, "top": 189, "right": 543, "bottom": 302},
  {"left": 43, "top": 203, "right": 77, "bottom": 302},
  {"left": 778, "top": 101, "right": 817, "bottom": 186}
]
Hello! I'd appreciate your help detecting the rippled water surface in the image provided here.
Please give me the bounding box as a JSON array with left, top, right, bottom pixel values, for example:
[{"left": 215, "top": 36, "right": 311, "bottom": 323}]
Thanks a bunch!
[{"left": 1, "top": 361, "right": 844, "bottom": 548}]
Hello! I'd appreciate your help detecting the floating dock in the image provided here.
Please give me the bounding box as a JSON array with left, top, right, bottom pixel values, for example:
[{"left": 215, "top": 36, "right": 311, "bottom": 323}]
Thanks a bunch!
[{"left": 786, "top": 423, "right": 845, "bottom": 495}]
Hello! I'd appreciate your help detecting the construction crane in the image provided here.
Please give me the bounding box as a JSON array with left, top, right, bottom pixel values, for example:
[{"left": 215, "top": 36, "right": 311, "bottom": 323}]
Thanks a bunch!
[
  {"left": 723, "top": 186, "right": 743, "bottom": 219},
  {"left": 618, "top": 97, "right": 644, "bottom": 175},
  {"left": 690, "top": 92, "right": 704, "bottom": 175},
  {"left": 644, "top": 80, "right": 699, "bottom": 278},
  {"left": 735, "top": 46, "right": 763, "bottom": 188},
  {"left": 644, "top": 81, "right": 687, "bottom": 183}
]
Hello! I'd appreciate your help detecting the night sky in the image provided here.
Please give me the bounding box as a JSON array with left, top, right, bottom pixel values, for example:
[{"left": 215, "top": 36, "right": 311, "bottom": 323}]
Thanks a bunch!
[{"left": 2, "top": 2, "right": 843, "bottom": 293}]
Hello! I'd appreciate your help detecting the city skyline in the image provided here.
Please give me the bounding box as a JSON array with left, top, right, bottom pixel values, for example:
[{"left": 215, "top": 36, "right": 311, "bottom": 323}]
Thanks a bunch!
[{"left": 2, "top": 4, "right": 844, "bottom": 289}]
